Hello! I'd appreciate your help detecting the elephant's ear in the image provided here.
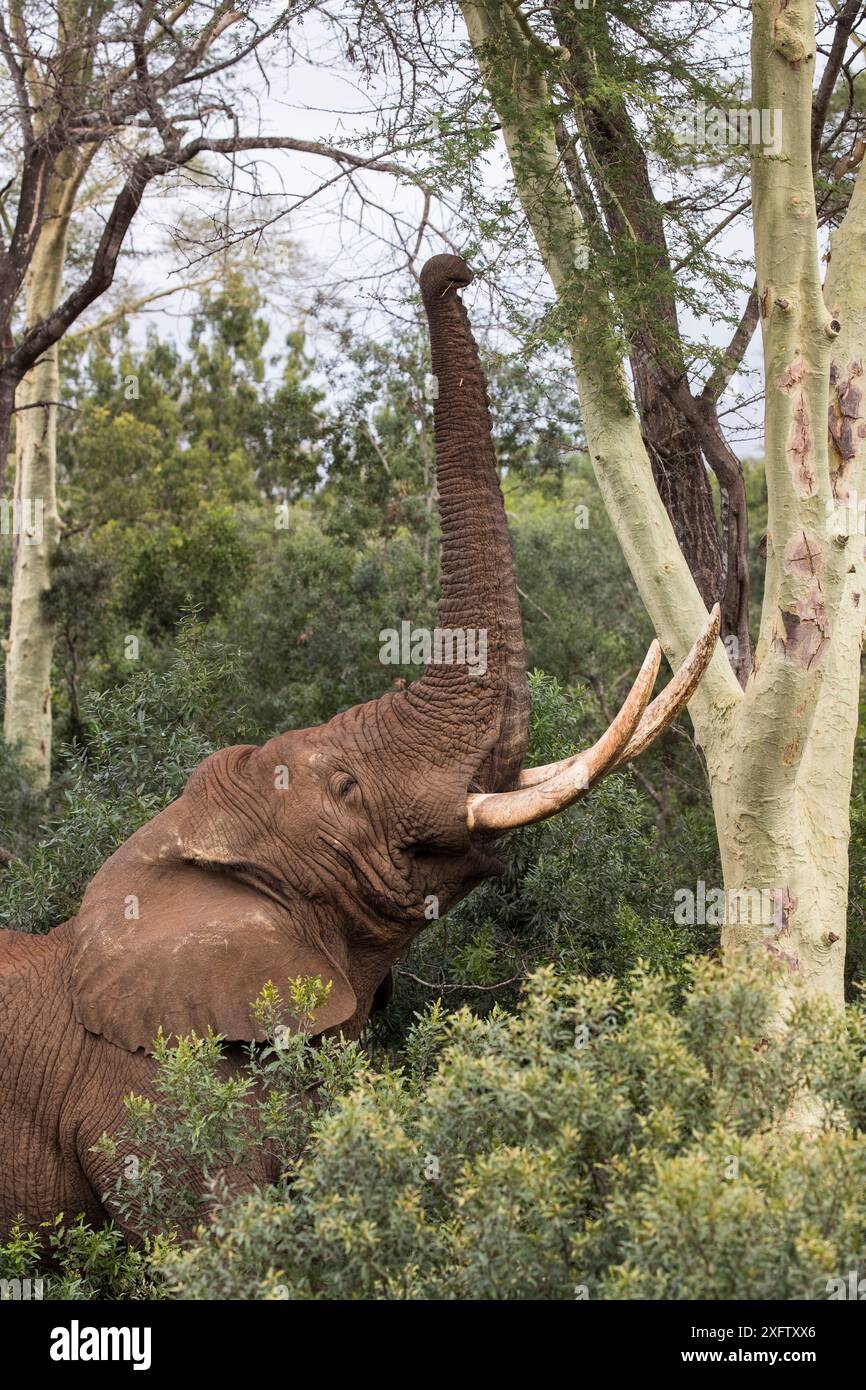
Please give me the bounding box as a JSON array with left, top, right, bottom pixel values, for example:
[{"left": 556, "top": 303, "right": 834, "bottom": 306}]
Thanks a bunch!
[{"left": 71, "top": 787, "right": 357, "bottom": 1054}]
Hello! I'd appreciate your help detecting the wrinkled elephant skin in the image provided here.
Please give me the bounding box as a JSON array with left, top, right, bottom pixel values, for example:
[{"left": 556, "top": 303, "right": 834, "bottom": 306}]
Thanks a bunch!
[{"left": 0, "top": 255, "right": 716, "bottom": 1238}]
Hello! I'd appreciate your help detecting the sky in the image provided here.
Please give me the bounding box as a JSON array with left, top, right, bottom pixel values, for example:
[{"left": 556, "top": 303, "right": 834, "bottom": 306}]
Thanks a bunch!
[{"left": 84, "top": 0, "right": 852, "bottom": 461}]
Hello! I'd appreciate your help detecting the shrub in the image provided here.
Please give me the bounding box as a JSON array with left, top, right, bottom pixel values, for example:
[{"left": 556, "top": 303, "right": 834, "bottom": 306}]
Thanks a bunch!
[
  {"left": 0, "top": 1216, "right": 166, "bottom": 1301},
  {"left": 0, "top": 740, "right": 47, "bottom": 862},
  {"left": 97, "top": 977, "right": 371, "bottom": 1237},
  {"left": 0, "top": 615, "right": 251, "bottom": 934},
  {"left": 150, "top": 956, "right": 866, "bottom": 1301}
]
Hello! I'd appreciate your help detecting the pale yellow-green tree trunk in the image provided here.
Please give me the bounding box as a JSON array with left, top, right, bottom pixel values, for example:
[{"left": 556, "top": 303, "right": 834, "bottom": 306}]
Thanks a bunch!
[
  {"left": 463, "top": 0, "right": 866, "bottom": 1008},
  {"left": 4, "top": 155, "right": 83, "bottom": 786},
  {"left": 710, "top": 0, "right": 865, "bottom": 1008},
  {"left": 3, "top": 0, "right": 95, "bottom": 787}
]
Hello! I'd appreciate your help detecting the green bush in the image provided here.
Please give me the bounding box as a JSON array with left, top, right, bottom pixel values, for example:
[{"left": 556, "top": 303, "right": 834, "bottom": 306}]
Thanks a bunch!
[
  {"left": 0, "top": 740, "right": 47, "bottom": 862},
  {"left": 120, "top": 508, "right": 255, "bottom": 639},
  {"left": 97, "top": 977, "right": 371, "bottom": 1237},
  {"left": 387, "top": 671, "right": 705, "bottom": 1036},
  {"left": 0, "top": 1215, "right": 165, "bottom": 1301},
  {"left": 0, "top": 616, "right": 252, "bottom": 933},
  {"left": 148, "top": 956, "right": 866, "bottom": 1301}
]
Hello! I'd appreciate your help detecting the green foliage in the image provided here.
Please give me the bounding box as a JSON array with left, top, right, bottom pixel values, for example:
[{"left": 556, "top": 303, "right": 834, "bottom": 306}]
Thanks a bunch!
[
  {"left": 0, "top": 1215, "right": 165, "bottom": 1301},
  {"left": 37, "top": 276, "right": 327, "bottom": 738},
  {"left": 0, "top": 615, "right": 251, "bottom": 932},
  {"left": 152, "top": 956, "right": 866, "bottom": 1301},
  {"left": 222, "top": 512, "right": 432, "bottom": 733},
  {"left": 99, "top": 981, "right": 370, "bottom": 1238},
  {"left": 0, "top": 739, "right": 47, "bottom": 860},
  {"left": 119, "top": 506, "right": 255, "bottom": 639},
  {"left": 513, "top": 465, "right": 651, "bottom": 683}
]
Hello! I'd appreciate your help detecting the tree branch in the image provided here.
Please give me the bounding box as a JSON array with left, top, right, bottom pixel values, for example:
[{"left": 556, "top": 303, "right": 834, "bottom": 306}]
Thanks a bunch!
[
  {"left": 702, "top": 284, "right": 760, "bottom": 404},
  {"left": 4, "top": 133, "right": 419, "bottom": 387},
  {"left": 461, "top": 0, "right": 741, "bottom": 742},
  {"left": 812, "top": 0, "right": 865, "bottom": 168}
]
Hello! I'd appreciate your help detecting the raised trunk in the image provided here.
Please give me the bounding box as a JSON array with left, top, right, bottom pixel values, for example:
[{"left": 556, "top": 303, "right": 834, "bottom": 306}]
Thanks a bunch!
[{"left": 407, "top": 255, "right": 529, "bottom": 791}]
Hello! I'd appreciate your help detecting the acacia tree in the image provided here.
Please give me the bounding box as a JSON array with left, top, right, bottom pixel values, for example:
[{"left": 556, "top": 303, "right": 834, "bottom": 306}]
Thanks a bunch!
[
  {"left": 317, "top": 0, "right": 864, "bottom": 1006},
  {"left": 445, "top": 0, "right": 865, "bottom": 1008},
  {"left": 0, "top": 0, "right": 417, "bottom": 784}
]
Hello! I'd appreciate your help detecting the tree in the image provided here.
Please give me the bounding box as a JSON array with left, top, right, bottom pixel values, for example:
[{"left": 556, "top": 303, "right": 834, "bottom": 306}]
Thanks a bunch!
[
  {"left": 308, "top": 0, "right": 866, "bottom": 1007},
  {"left": 450, "top": 0, "right": 866, "bottom": 1009},
  {"left": 0, "top": 0, "right": 418, "bottom": 783}
]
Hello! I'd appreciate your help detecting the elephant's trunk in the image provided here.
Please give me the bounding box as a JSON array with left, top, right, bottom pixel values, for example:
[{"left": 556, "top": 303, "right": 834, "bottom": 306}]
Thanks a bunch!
[{"left": 406, "top": 254, "right": 529, "bottom": 792}]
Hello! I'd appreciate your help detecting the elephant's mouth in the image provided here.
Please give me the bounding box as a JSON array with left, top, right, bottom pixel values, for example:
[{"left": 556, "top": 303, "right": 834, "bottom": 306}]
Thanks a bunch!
[
  {"left": 408, "top": 837, "right": 507, "bottom": 884},
  {"left": 347, "top": 835, "right": 508, "bottom": 926}
]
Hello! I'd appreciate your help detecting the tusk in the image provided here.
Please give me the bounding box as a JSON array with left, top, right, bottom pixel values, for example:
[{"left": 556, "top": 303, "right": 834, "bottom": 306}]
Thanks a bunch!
[
  {"left": 517, "top": 604, "right": 721, "bottom": 789},
  {"left": 608, "top": 604, "right": 720, "bottom": 772},
  {"left": 467, "top": 640, "right": 661, "bottom": 833}
]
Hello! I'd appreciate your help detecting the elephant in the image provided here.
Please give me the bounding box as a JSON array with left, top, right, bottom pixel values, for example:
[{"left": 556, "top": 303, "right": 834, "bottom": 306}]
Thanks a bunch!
[{"left": 0, "top": 254, "right": 718, "bottom": 1241}]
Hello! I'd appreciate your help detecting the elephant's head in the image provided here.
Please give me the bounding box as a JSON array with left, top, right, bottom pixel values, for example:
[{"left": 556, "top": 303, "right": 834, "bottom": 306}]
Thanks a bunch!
[{"left": 71, "top": 254, "right": 719, "bottom": 1052}]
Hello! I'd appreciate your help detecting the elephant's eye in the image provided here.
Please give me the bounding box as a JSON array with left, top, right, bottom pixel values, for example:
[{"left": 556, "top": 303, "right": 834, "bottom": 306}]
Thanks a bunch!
[{"left": 335, "top": 774, "right": 358, "bottom": 801}]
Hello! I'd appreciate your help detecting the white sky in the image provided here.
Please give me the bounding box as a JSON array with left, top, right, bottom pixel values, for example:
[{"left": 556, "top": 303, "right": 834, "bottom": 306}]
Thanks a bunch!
[{"left": 89, "top": 2, "right": 855, "bottom": 461}]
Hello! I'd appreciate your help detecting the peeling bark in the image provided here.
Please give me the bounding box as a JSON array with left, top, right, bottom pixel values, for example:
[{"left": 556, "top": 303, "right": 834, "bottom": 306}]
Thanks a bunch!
[
  {"left": 463, "top": 0, "right": 866, "bottom": 1012},
  {"left": 777, "top": 589, "right": 830, "bottom": 668},
  {"left": 828, "top": 359, "right": 864, "bottom": 492}
]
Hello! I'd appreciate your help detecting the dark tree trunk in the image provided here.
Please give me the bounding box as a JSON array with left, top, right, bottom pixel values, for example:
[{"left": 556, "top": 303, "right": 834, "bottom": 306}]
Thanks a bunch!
[
  {"left": 632, "top": 355, "right": 722, "bottom": 611},
  {"left": 552, "top": 4, "right": 753, "bottom": 680}
]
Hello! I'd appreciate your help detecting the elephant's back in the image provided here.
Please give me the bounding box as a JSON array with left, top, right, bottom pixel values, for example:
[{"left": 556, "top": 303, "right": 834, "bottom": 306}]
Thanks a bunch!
[
  {"left": 0, "top": 919, "right": 75, "bottom": 980},
  {"left": 0, "top": 919, "right": 103, "bottom": 1240},
  {"left": 0, "top": 922, "right": 78, "bottom": 1061}
]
